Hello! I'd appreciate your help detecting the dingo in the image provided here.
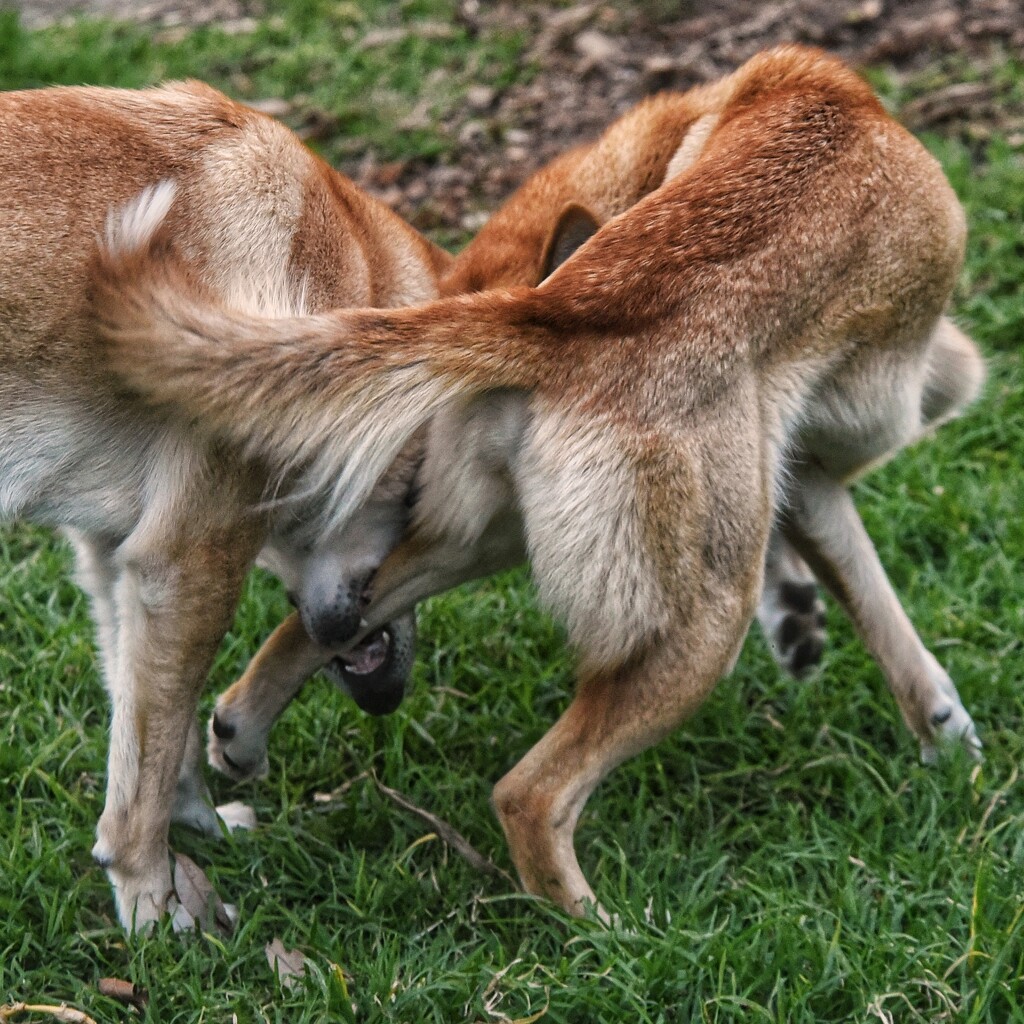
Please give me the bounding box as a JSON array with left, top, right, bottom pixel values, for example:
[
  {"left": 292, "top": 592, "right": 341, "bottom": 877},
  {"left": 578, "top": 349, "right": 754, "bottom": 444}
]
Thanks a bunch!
[
  {"left": 0, "top": 79, "right": 455, "bottom": 929},
  {"left": 96, "top": 47, "right": 985, "bottom": 918}
]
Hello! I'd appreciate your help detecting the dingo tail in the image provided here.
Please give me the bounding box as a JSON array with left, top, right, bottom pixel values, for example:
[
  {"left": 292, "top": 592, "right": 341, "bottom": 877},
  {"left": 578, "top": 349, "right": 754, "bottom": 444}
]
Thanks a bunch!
[{"left": 93, "top": 187, "right": 548, "bottom": 529}]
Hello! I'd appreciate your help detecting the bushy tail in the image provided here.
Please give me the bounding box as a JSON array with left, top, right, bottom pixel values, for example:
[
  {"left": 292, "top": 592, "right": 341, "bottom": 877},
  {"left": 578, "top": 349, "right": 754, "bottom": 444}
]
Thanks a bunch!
[{"left": 92, "top": 184, "right": 547, "bottom": 531}]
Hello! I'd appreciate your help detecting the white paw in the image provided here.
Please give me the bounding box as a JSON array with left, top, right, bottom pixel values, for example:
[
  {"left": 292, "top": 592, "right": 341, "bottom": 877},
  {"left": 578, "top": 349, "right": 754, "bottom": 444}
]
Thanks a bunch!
[
  {"left": 920, "top": 696, "right": 983, "bottom": 764},
  {"left": 106, "top": 864, "right": 173, "bottom": 934},
  {"left": 919, "top": 659, "right": 982, "bottom": 763},
  {"left": 207, "top": 707, "right": 270, "bottom": 782}
]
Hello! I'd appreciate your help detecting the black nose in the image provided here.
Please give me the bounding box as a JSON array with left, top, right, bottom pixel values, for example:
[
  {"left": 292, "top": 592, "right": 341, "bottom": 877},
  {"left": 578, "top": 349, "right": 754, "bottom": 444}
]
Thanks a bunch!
[{"left": 301, "top": 602, "right": 362, "bottom": 647}]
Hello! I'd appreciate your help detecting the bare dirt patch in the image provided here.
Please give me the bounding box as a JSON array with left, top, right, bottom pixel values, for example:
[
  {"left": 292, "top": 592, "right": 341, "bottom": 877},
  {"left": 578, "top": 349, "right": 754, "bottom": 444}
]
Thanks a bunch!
[{"left": 372, "top": 0, "right": 1023, "bottom": 233}]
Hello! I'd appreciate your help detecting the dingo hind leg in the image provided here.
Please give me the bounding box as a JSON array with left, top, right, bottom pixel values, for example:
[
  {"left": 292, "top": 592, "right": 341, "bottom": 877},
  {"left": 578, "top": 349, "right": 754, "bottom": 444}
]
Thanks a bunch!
[
  {"left": 758, "top": 318, "right": 984, "bottom": 685},
  {"left": 494, "top": 415, "right": 767, "bottom": 916},
  {"left": 492, "top": 632, "right": 748, "bottom": 917},
  {"left": 492, "top": 552, "right": 763, "bottom": 915},
  {"left": 783, "top": 313, "right": 984, "bottom": 761},
  {"left": 782, "top": 463, "right": 980, "bottom": 762}
]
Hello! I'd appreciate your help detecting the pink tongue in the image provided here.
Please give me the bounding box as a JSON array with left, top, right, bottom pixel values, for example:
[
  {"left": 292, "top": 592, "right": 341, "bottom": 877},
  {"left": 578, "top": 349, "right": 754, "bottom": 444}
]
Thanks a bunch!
[{"left": 341, "top": 632, "right": 389, "bottom": 675}]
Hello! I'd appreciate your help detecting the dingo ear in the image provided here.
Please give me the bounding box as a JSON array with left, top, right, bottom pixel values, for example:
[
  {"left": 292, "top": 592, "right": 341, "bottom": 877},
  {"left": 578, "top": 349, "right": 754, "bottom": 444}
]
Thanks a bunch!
[{"left": 539, "top": 203, "right": 600, "bottom": 282}]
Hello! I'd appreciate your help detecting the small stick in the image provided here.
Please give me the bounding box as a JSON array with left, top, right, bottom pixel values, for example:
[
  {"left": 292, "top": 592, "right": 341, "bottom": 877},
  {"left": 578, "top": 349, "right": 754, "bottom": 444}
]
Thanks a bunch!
[
  {"left": 373, "top": 776, "right": 516, "bottom": 888},
  {"left": 0, "top": 1004, "right": 100, "bottom": 1024}
]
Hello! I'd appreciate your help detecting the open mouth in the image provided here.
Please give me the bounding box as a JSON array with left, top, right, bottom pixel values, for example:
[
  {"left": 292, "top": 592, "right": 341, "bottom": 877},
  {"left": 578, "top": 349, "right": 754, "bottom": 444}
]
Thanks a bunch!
[
  {"left": 337, "top": 628, "right": 391, "bottom": 676},
  {"left": 326, "top": 627, "right": 406, "bottom": 716}
]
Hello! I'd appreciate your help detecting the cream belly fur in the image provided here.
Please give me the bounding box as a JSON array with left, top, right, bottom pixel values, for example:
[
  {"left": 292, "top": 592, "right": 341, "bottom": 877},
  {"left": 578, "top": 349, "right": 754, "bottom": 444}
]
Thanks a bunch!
[
  {"left": 0, "top": 79, "right": 455, "bottom": 930},
  {"left": 96, "top": 46, "right": 987, "bottom": 920}
]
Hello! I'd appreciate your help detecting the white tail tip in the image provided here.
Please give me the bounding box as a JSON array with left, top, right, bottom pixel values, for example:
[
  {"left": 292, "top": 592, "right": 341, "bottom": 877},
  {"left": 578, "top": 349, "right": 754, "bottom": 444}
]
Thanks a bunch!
[{"left": 103, "top": 179, "right": 178, "bottom": 257}]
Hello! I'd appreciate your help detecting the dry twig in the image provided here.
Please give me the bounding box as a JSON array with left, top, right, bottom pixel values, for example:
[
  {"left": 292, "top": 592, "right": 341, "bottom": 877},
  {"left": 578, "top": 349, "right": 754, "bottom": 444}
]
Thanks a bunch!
[
  {"left": 0, "top": 1004, "right": 99, "bottom": 1024},
  {"left": 373, "top": 776, "right": 516, "bottom": 887}
]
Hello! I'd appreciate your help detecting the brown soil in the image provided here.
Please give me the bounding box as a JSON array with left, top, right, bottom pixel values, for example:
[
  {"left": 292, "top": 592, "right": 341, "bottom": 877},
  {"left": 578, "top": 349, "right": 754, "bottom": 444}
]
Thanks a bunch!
[{"left": 374, "top": 0, "right": 1023, "bottom": 234}]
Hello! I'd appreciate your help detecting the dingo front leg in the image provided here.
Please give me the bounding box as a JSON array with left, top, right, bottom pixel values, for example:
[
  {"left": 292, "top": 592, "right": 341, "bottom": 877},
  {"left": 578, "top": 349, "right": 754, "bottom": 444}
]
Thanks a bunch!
[
  {"left": 92, "top": 517, "right": 260, "bottom": 932},
  {"left": 209, "top": 609, "right": 418, "bottom": 780},
  {"left": 209, "top": 612, "right": 329, "bottom": 781},
  {"left": 73, "top": 533, "right": 222, "bottom": 835}
]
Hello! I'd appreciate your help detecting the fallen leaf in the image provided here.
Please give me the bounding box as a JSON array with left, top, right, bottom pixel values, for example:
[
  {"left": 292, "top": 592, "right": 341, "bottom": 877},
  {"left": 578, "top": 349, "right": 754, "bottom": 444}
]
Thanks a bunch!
[
  {"left": 96, "top": 979, "right": 148, "bottom": 1012},
  {"left": 172, "top": 852, "right": 234, "bottom": 936},
  {"left": 215, "top": 800, "right": 256, "bottom": 833},
  {"left": 265, "top": 938, "right": 307, "bottom": 991}
]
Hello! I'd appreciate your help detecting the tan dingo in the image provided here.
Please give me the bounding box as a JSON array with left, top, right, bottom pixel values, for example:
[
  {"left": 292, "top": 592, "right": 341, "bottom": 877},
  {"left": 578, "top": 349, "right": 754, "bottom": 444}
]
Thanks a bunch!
[
  {"left": 96, "top": 46, "right": 985, "bottom": 919},
  {"left": 0, "top": 79, "right": 459, "bottom": 929}
]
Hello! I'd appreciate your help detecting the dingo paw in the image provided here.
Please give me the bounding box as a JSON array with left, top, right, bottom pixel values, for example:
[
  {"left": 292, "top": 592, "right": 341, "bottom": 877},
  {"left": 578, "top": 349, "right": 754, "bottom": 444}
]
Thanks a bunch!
[{"left": 207, "top": 706, "right": 271, "bottom": 781}]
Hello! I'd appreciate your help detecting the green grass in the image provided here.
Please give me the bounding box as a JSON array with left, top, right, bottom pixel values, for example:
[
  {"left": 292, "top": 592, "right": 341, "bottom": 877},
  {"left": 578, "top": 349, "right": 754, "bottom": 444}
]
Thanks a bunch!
[
  {"left": 0, "top": 1, "right": 525, "bottom": 162},
  {"left": 2, "top": 6, "right": 1024, "bottom": 1021}
]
